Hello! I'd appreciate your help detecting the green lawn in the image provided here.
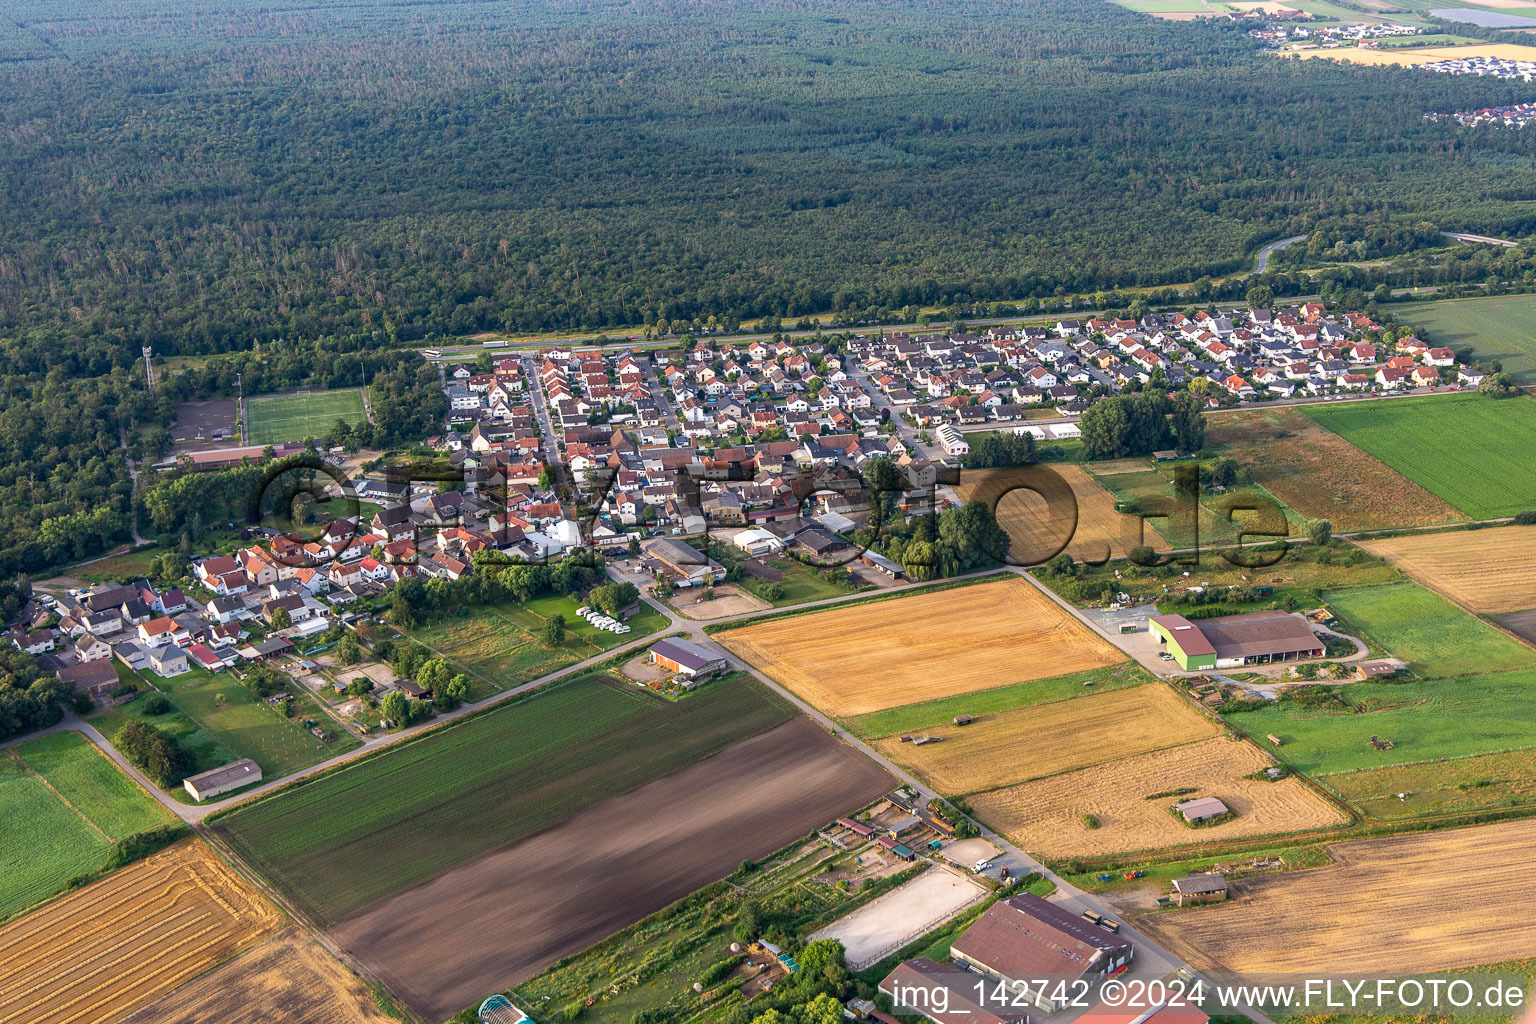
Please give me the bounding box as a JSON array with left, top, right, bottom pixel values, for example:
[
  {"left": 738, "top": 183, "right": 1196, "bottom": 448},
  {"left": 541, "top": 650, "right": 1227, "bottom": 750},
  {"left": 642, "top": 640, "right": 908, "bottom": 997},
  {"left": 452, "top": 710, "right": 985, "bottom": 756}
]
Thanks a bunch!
[
  {"left": 1089, "top": 467, "right": 1303, "bottom": 550},
  {"left": 407, "top": 595, "right": 665, "bottom": 700},
  {"left": 214, "top": 675, "right": 794, "bottom": 925},
  {"left": 1226, "top": 668, "right": 1536, "bottom": 775},
  {"left": 1323, "top": 582, "right": 1536, "bottom": 679},
  {"left": 1400, "top": 294, "right": 1536, "bottom": 384},
  {"left": 245, "top": 387, "right": 367, "bottom": 446},
  {"left": 0, "top": 731, "right": 175, "bottom": 920},
  {"left": 1305, "top": 394, "right": 1536, "bottom": 520},
  {"left": 845, "top": 663, "right": 1154, "bottom": 739},
  {"left": 98, "top": 665, "right": 357, "bottom": 785}
]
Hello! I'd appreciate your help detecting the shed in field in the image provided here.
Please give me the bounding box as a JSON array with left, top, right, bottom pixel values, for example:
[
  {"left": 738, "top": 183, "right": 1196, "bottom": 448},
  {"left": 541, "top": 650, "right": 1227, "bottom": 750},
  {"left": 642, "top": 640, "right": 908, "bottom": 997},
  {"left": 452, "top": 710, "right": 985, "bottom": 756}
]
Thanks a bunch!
[
  {"left": 1171, "top": 874, "right": 1229, "bottom": 906},
  {"left": 1173, "top": 796, "right": 1230, "bottom": 823},
  {"left": 183, "top": 759, "right": 262, "bottom": 802}
]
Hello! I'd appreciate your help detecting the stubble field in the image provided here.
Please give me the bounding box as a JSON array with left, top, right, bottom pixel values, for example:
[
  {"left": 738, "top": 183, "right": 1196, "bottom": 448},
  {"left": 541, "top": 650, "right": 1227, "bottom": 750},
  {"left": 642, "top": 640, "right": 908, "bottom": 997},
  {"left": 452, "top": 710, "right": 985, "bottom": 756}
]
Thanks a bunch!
[
  {"left": 1358, "top": 525, "right": 1536, "bottom": 613},
  {"left": 116, "top": 929, "right": 397, "bottom": 1024},
  {"left": 1138, "top": 817, "right": 1536, "bottom": 975},
  {"left": 953, "top": 463, "right": 1168, "bottom": 562},
  {"left": 969, "top": 736, "right": 1347, "bottom": 858},
  {"left": 716, "top": 576, "right": 1124, "bottom": 717},
  {"left": 0, "top": 840, "right": 281, "bottom": 1024},
  {"left": 873, "top": 683, "right": 1218, "bottom": 794},
  {"left": 1205, "top": 407, "right": 1463, "bottom": 531}
]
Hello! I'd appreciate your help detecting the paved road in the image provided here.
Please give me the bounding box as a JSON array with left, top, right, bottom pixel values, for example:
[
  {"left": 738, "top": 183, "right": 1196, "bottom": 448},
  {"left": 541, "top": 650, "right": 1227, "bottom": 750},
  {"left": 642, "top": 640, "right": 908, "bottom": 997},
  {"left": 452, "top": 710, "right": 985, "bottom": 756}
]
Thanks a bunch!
[
  {"left": 521, "top": 354, "right": 564, "bottom": 468},
  {"left": 1442, "top": 231, "right": 1519, "bottom": 248},
  {"left": 1254, "top": 235, "right": 1306, "bottom": 273}
]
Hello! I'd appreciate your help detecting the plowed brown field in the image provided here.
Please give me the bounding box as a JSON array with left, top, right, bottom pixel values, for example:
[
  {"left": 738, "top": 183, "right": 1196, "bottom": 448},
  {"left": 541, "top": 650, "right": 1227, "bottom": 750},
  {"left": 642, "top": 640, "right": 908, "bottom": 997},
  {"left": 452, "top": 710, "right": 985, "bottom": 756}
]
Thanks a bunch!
[
  {"left": 717, "top": 576, "right": 1124, "bottom": 717},
  {"left": 0, "top": 840, "right": 281, "bottom": 1024},
  {"left": 969, "top": 736, "right": 1347, "bottom": 857},
  {"left": 117, "top": 929, "right": 395, "bottom": 1024},
  {"left": 875, "top": 684, "right": 1217, "bottom": 793},
  {"left": 1139, "top": 816, "right": 1536, "bottom": 975},
  {"left": 1359, "top": 525, "right": 1536, "bottom": 613},
  {"left": 954, "top": 463, "right": 1167, "bottom": 562}
]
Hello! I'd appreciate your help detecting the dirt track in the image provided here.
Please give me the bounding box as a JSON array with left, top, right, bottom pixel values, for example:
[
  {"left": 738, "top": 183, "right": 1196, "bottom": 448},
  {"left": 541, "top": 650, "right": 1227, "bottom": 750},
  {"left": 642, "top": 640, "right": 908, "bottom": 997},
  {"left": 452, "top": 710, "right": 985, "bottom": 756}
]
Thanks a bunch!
[{"left": 329, "top": 718, "right": 893, "bottom": 1022}]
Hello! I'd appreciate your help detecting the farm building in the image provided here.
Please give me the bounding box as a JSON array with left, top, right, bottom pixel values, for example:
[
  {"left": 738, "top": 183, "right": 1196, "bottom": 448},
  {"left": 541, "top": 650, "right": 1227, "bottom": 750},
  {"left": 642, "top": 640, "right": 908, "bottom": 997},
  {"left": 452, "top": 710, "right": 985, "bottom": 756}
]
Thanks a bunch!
[
  {"left": 950, "top": 893, "right": 1133, "bottom": 1010},
  {"left": 649, "top": 638, "right": 729, "bottom": 682},
  {"left": 858, "top": 550, "right": 910, "bottom": 581},
  {"left": 1171, "top": 874, "right": 1229, "bottom": 906},
  {"left": 1174, "top": 796, "right": 1230, "bottom": 823},
  {"left": 1354, "top": 659, "right": 1406, "bottom": 680},
  {"left": 733, "top": 528, "right": 786, "bottom": 556},
  {"left": 1149, "top": 612, "right": 1323, "bottom": 670},
  {"left": 1076, "top": 1001, "right": 1208, "bottom": 1024},
  {"left": 183, "top": 759, "right": 262, "bottom": 802},
  {"left": 643, "top": 537, "right": 724, "bottom": 587},
  {"left": 880, "top": 958, "right": 1029, "bottom": 1024}
]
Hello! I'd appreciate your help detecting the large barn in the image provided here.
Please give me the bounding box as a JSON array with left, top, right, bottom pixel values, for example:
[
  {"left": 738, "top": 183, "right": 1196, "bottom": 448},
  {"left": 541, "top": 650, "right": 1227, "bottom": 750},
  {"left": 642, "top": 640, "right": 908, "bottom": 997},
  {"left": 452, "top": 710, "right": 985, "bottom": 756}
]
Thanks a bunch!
[
  {"left": 949, "top": 893, "right": 1133, "bottom": 1011},
  {"left": 1148, "top": 611, "right": 1324, "bottom": 671}
]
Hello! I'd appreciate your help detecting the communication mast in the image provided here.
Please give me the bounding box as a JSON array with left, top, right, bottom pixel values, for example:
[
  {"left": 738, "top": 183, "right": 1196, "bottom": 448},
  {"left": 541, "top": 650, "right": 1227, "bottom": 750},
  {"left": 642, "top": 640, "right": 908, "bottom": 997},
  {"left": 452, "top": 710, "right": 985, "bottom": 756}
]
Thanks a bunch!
[{"left": 142, "top": 345, "right": 155, "bottom": 395}]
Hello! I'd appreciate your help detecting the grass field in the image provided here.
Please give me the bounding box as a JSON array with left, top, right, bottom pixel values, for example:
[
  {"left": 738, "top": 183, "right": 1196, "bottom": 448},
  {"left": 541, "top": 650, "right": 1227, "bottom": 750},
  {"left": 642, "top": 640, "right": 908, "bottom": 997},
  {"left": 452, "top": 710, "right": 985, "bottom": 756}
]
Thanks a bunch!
[
  {"left": 215, "top": 675, "right": 795, "bottom": 925},
  {"left": 953, "top": 463, "right": 1168, "bottom": 562},
  {"left": 716, "top": 577, "right": 1124, "bottom": 718},
  {"left": 1088, "top": 465, "right": 1303, "bottom": 552},
  {"left": 0, "top": 840, "right": 282, "bottom": 1024},
  {"left": 1327, "top": 747, "right": 1536, "bottom": 820},
  {"left": 846, "top": 663, "right": 1156, "bottom": 740},
  {"left": 1204, "top": 407, "right": 1463, "bottom": 531},
  {"left": 0, "top": 732, "right": 175, "bottom": 921},
  {"left": 873, "top": 683, "right": 1218, "bottom": 794},
  {"left": 1305, "top": 394, "right": 1536, "bottom": 520},
  {"left": 1359, "top": 525, "right": 1536, "bottom": 613},
  {"left": 1139, "top": 817, "right": 1536, "bottom": 975},
  {"left": 403, "top": 595, "right": 665, "bottom": 701},
  {"left": 970, "top": 736, "right": 1347, "bottom": 858},
  {"left": 1322, "top": 581, "right": 1536, "bottom": 678},
  {"left": 1226, "top": 667, "right": 1536, "bottom": 774},
  {"left": 245, "top": 388, "right": 367, "bottom": 446}
]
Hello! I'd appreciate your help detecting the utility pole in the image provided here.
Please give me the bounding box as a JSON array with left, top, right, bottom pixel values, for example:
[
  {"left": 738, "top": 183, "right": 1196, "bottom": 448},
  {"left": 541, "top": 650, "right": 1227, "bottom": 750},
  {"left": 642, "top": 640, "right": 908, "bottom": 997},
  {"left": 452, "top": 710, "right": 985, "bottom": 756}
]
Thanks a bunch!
[{"left": 237, "top": 372, "right": 245, "bottom": 446}]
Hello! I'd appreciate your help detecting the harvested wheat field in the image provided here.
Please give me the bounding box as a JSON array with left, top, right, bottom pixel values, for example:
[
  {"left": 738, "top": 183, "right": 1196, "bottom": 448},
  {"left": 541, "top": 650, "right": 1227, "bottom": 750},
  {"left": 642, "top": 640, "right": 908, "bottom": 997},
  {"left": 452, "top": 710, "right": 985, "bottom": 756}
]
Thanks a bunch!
[
  {"left": 954, "top": 464, "right": 1166, "bottom": 562},
  {"left": 1139, "top": 816, "right": 1536, "bottom": 976},
  {"left": 1287, "top": 43, "right": 1536, "bottom": 67},
  {"left": 876, "top": 683, "right": 1217, "bottom": 794},
  {"left": 0, "top": 840, "right": 281, "bottom": 1024},
  {"left": 717, "top": 577, "right": 1124, "bottom": 717},
  {"left": 117, "top": 929, "right": 396, "bottom": 1024},
  {"left": 969, "top": 736, "right": 1346, "bottom": 858},
  {"left": 1207, "top": 408, "right": 1462, "bottom": 531},
  {"left": 1359, "top": 526, "right": 1536, "bottom": 614}
]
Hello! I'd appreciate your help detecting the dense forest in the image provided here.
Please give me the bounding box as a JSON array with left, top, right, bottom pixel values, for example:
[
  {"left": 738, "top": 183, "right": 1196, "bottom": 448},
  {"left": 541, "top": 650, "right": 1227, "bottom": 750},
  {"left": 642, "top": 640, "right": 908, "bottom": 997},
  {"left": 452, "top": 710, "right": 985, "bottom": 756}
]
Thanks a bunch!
[
  {"left": 3, "top": 0, "right": 1536, "bottom": 579},
  {"left": 3, "top": 0, "right": 1536, "bottom": 354}
]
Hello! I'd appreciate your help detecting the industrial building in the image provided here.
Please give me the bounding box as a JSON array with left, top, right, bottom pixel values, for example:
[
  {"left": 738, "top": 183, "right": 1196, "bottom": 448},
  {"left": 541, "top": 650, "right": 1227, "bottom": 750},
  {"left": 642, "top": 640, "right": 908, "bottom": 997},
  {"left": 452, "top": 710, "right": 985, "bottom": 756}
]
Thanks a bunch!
[
  {"left": 1148, "top": 611, "right": 1324, "bottom": 670},
  {"left": 949, "top": 893, "right": 1133, "bottom": 1011}
]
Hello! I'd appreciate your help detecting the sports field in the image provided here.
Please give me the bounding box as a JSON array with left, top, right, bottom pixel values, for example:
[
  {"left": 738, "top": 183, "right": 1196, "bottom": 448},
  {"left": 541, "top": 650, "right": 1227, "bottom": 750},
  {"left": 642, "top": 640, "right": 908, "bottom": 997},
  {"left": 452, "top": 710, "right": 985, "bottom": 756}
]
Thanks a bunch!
[
  {"left": 1226, "top": 667, "right": 1536, "bottom": 775},
  {"left": 1139, "top": 817, "right": 1536, "bottom": 975},
  {"left": 214, "top": 675, "right": 795, "bottom": 925},
  {"left": 953, "top": 463, "right": 1167, "bottom": 562},
  {"left": 245, "top": 388, "right": 367, "bottom": 446},
  {"left": 0, "top": 840, "right": 281, "bottom": 1024},
  {"left": 716, "top": 577, "right": 1125, "bottom": 718},
  {"left": 1402, "top": 295, "right": 1536, "bottom": 384},
  {"left": 1304, "top": 394, "right": 1536, "bottom": 520},
  {"left": 1205, "top": 407, "right": 1463, "bottom": 531},
  {"left": 970, "top": 736, "right": 1347, "bottom": 857},
  {"left": 873, "top": 683, "right": 1218, "bottom": 794},
  {"left": 1359, "top": 525, "right": 1536, "bottom": 613},
  {"left": 0, "top": 732, "right": 174, "bottom": 920},
  {"left": 1322, "top": 581, "right": 1536, "bottom": 678}
]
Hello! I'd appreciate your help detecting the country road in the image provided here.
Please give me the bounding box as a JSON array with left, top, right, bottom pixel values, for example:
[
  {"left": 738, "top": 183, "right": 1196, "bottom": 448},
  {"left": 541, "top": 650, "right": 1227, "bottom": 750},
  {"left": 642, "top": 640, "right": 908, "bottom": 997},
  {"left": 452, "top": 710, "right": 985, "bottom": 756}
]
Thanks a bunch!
[{"left": 1254, "top": 234, "right": 1306, "bottom": 273}]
